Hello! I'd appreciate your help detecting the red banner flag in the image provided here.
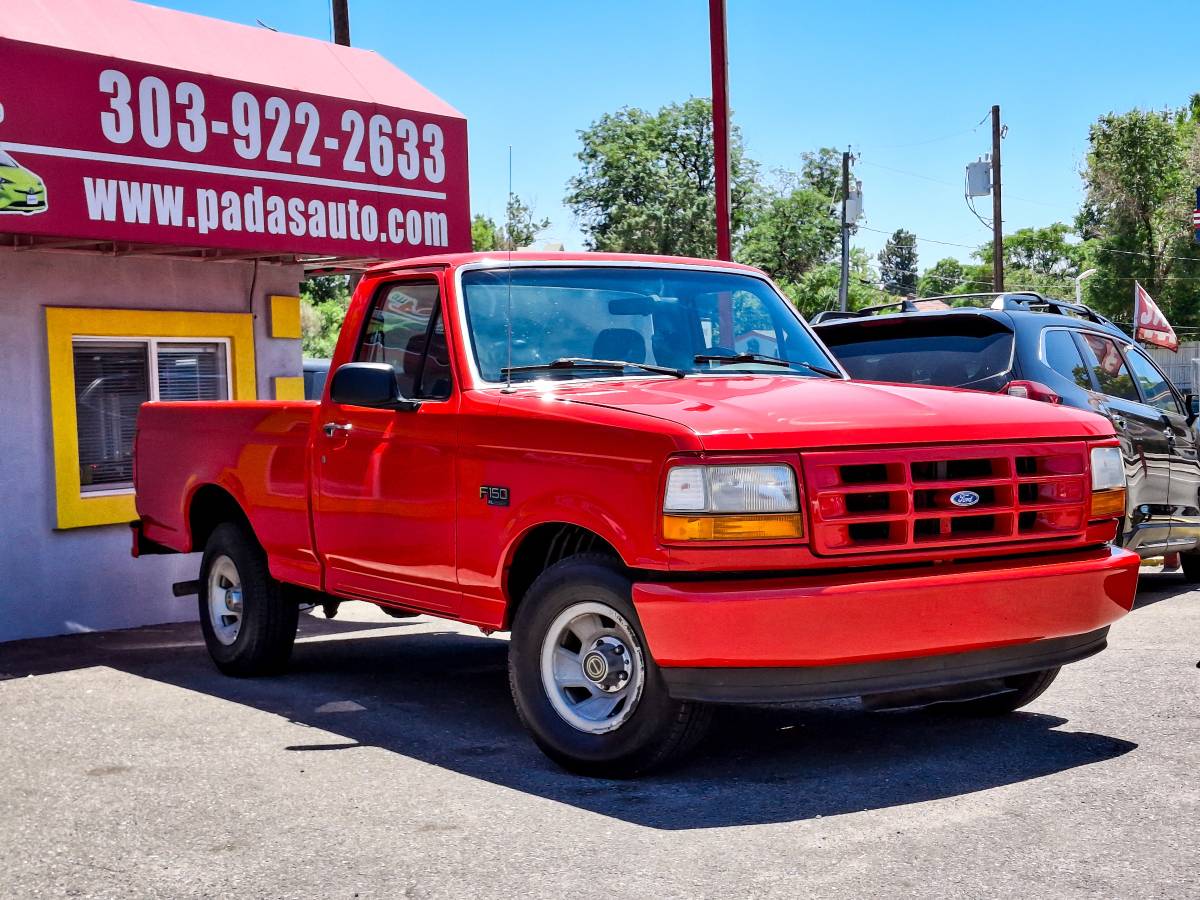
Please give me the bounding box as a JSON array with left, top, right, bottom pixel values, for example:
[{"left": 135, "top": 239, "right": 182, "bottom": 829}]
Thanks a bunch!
[{"left": 1134, "top": 282, "right": 1179, "bottom": 352}]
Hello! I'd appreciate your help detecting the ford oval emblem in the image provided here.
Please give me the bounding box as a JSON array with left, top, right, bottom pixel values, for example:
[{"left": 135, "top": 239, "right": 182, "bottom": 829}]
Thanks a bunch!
[{"left": 950, "top": 490, "right": 981, "bottom": 508}]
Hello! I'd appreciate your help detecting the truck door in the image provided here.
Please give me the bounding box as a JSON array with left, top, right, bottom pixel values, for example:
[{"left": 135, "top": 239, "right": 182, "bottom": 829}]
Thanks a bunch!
[
  {"left": 1075, "top": 331, "right": 1172, "bottom": 546},
  {"left": 312, "top": 278, "right": 460, "bottom": 613},
  {"left": 1124, "top": 345, "right": 1200, "bottom": 549}
]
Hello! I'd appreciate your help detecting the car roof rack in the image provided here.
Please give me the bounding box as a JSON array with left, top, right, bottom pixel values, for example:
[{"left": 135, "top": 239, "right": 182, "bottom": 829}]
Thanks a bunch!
[
  {"left": 810, "top": 299, "right": 922, "bottom": 324},
  {"left": 921, "top": 291, "right": 1117, "bottom": 325},
  {"left": 812, "top": 291, "right": 1119, "bottom": 329}
]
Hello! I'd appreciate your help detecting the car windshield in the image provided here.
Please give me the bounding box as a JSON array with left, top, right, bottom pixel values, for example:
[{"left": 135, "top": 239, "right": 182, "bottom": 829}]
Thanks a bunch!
[
  {"left": 460, "top": 266, "right": 839, "bottom": 383},
  {"left": 0, "top": 149, "right": 21, "bottom": 168},
  {"left": 819, "top": 316, "right": 1014, "bottom": 388}
]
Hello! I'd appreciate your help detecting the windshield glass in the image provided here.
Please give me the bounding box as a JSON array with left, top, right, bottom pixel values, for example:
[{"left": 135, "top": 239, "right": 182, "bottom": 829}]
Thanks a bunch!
[
  {"left": 0, "top": 149, "right": 22, "bottom": 169},
  {"left": 819, "top": 317, "right": 1014, "bottom": 388},
  {"left": 460, "top": 266, "right": 837, "bottom": 382}
]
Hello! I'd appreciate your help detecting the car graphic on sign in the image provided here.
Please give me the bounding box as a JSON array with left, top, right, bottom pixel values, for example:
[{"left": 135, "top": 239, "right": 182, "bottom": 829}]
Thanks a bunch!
[{"left": 0, "top": 147, "right": 47, "bottom": 214}]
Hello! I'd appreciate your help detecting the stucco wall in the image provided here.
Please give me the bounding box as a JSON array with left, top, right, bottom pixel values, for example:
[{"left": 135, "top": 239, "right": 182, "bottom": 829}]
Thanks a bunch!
[{"left": 0, "top": 247, "right": 303, "bottom": 642}]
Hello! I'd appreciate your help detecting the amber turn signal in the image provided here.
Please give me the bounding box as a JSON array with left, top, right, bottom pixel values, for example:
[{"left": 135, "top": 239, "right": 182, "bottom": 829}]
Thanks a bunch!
[
  {"left": 663, "top": 513, "right": 804, "bottom": 541},
  {"left": 1089, "top": 488, "right": 1126, "bottom": 519}
]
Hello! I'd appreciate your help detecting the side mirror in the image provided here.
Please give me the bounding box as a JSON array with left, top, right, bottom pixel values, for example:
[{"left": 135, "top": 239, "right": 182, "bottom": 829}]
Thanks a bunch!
[
  {"left": 329, "top": 363, "right": 420, "bottom": 411},
  {"left": 1186, "top": 393, "right": 1199, "bottom": 425}
]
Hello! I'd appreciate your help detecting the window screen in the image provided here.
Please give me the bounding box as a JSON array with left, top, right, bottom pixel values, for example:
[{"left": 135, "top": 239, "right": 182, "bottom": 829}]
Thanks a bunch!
[
  {"left": 73, "top": 339, "right": 230, "bottom": 492},
  {"left": 156, "top": 343, "right": 229, "bottom": 401},
  {"left": 73, "top": 342, "right": 149, "bottom": 491}
]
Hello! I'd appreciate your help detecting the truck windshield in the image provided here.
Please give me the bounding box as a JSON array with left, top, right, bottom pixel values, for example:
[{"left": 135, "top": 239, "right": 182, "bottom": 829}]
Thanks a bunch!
[
  {"left": 818, "top": 316, "right": 1014, "bottom": 388},
  {"left": 460, "top": 266, "right": 839, "bottom": 383}
]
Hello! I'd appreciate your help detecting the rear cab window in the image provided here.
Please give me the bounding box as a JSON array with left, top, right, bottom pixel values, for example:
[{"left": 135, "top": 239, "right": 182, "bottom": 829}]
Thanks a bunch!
[{"left": 818, "top": 315, "right": 1014, "bottom": 388}]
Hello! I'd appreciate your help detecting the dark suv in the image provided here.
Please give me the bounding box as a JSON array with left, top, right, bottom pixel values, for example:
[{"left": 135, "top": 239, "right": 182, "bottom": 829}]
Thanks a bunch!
[{"left": 813, "top": 292, "right": 1200, "bottom": 573}]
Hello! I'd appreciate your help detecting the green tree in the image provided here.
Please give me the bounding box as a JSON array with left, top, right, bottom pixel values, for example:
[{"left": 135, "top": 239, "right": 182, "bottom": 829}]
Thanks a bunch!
[
  {"left": 739, "top": 186, "right": 840, "bottom": 284},
  {"left": 1077, "top": 100, "right": 1200, "bottom": 324},
  {"left": 471, "top": 214, "right": 499, "bottom": 251},
  {"left": 799, "top": 147, "right": 843, "bottom": 199},
  {"left": 918, "top": 257, "right": 968, "bottom": 296},
  {"left": 878, "top": 229, "right": 919, "bottom": 295},
  {"left": 300, "top": 275, "right": 351, "bottom": 358},
  {"left": 471, "top": 194, "right": 549, "bottom": 251},
  {"left": 565, "top": 98, "right": 760, "bottom": 257},
  {"left": 779, "top": 248, "right": 885, "bottom": 319}
]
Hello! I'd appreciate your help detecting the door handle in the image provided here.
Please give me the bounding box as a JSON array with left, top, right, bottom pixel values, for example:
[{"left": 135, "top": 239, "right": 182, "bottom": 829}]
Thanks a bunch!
[
  {"left": 1111, "top": 414, "right": 1127, "bottom": 431},
  {"left": 323, "top": 422, "right": 352, "bottom": 438},
  {"left": 1163, "top": 427, "right": 1176, "bottom": 444}
]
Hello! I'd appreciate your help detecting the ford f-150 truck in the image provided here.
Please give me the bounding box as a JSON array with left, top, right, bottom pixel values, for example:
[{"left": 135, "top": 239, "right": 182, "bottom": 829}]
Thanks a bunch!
[{"left": 132, "top": 252, "right": 1140, "bottom": 776}]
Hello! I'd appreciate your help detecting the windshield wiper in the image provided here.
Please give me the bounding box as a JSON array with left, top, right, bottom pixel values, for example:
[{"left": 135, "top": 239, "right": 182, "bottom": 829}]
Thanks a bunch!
[
  {"left": 693, "top": 352, "right": 842, "bottom": 379},
  {"left": 501, "top": 357, "right": 686, "bottom": 378}
]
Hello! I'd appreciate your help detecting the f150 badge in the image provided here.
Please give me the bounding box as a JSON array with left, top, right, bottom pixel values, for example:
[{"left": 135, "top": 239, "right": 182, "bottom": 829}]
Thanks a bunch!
[
  {"left": 950, "top": 490, "right": 981, "bottom": 508},
  {"left": 480, "top": 485, "right": 510, "bottom": 507}
]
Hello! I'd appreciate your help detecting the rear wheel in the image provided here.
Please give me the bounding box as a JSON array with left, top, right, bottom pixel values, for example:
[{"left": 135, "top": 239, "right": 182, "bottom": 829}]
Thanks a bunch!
[
  {"left": 1180, "top": 551, "right": 1200, "bottom": 583},
  {"left": 198, "top": 522, "right": 298, "bottom": 677},
  {"left": 943, "top": 667, "right": 1061, "bottom": 716},
  {"left": 508, "top": 555, "right": 711, "bottom": 777}
]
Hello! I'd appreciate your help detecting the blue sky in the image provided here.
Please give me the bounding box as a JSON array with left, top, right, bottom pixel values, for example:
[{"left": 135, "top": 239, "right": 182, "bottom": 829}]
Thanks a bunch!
[{"left": 157, "top": 0, "right": 1196, "bottom": 267}]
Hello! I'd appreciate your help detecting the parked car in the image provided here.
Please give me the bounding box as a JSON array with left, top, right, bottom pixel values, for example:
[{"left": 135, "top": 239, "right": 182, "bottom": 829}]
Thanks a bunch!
[
  {"left": 302, "top": 358, "right": 330, "bottom": 401},
  {"left": 131, "top": 258, "right": 1138, "bottom": 776},
  {"left": 814, "top": 292, "right": 1200, "bottom": 573},
  {"left": 0, "top": 147, "right": 48, "bottom": 214}
]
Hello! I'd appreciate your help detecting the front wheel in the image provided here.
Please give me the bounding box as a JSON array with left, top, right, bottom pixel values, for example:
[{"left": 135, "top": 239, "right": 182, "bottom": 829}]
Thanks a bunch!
[
  {"left": 198, "top": 522, "right": 298, "bottom": 677},
  {"left": 943, "top": 667, "right": 1061, "bottom": 716},
  {"left": 508, "top": 555, "right": 711, "bottom": 777}
]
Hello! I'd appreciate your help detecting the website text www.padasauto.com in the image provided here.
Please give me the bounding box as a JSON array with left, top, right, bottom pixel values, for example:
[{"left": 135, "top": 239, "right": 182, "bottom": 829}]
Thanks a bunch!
[{"left": 82, "top": 177, "right": 449, "bottom": 248}]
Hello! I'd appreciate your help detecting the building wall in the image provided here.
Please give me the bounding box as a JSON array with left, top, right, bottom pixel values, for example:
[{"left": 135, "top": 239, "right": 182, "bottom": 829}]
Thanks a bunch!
[{"left": 0, "top": 247, "right": 303, "bottom": 642}]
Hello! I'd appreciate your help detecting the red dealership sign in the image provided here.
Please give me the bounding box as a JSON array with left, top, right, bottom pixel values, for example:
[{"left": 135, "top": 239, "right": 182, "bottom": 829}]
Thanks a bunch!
[{"left": 0, "top": 37, "right": 470, "bottom": 258}]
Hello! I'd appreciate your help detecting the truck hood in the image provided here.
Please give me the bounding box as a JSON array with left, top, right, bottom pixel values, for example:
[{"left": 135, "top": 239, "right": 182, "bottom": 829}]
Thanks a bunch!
[{"left": 544, "top": 375, "right": 1114, "bottom": 451}]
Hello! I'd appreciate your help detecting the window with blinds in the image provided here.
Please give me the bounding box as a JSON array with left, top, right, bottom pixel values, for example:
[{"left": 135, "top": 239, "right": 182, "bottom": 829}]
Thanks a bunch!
[{"left": 72, "top": 339, "right": 230, "bottom": 492}]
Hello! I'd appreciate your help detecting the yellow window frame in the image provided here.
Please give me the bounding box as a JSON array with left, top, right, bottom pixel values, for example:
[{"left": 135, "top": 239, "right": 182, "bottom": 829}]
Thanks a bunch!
[{"left": 46, "top": 307, "right": 257, "bottom": 529}]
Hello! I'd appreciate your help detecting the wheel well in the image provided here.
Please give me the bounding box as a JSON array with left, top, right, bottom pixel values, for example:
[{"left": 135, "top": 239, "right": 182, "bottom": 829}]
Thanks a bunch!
[
  {"left": 504, "top": 523, "right": 620, "bottom": 627},
  {"left": 188, "top": 485, "right": 251, "bottom": 552}
]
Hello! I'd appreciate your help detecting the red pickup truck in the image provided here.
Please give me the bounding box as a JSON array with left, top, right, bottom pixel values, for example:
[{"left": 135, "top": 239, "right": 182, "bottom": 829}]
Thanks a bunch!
[{"left": 133, "top": 252, "right": 1139, "bottom": 775}]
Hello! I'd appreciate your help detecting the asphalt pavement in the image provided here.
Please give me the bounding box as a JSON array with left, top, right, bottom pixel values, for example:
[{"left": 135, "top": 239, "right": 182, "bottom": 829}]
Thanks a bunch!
[{"left": 1, "top": 569, "right": 1196, "bottom": 899}]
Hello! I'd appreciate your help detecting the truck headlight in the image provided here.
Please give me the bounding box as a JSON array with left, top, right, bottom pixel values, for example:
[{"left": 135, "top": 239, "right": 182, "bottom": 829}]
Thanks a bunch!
[
  {"left": 1089, "top": 446, "right": 1126, "bottom": 518},
  {"left": 663, "top": 464, "right": 803, "bottom": 540}
]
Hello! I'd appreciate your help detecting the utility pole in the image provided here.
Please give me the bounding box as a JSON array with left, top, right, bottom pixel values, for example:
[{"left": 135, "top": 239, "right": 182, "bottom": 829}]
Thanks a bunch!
[
  {"left": 991, "top": 104, "right": 1003, "bottom": 292},
  {"left": 332, "top": 0, "right": 351, "bottom": 46},
  {"left": 708, "top": 0, "right": 732, "bottom": 261},
  {"left": 838, "top": 150, "right": 851, "bottom": 312}
]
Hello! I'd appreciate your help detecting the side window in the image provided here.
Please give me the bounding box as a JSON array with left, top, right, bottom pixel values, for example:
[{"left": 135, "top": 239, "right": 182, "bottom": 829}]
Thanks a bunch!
[
  {"left": 1125, "top": 347, "right": 1180, "bottom": 414},
  {"left": 355, "top": 281, "right": 451, "bottom": 400},
  {"left": 1076, "top": 333, "right": 1139, "bottom": 403},
  {"left": 1042, "top": 330, "right": 1092, "bottom": 390}
]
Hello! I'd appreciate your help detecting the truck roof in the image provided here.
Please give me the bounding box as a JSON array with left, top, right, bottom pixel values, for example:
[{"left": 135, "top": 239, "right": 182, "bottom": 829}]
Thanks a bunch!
[{"left": 366, "top": 251, "right": 767, "bottom": 275}]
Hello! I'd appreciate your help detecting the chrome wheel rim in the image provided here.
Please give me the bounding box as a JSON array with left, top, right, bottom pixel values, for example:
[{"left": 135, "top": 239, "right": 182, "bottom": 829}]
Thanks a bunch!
[
  {"left": 540, "top": 601, "right": 645, "bottom": 734},
  {"left": 206, "top": 555, "right": 243, "bottom": 646}
]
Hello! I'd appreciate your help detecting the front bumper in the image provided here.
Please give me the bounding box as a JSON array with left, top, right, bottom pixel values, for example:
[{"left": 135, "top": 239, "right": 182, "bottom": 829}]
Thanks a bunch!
[{"left": 633, "top": 545, "right": 1139, "bottom": 701}]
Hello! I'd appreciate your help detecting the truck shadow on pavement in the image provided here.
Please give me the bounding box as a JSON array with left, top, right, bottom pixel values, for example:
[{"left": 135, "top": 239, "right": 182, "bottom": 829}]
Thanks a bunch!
[{"left": 1, "top": 614, "right": 1139, "bottom": 830}]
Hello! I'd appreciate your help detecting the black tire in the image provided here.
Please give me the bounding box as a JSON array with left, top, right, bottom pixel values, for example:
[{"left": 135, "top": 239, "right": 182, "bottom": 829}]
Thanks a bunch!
[
  {"left": 508, "top": 554, "right": 712, "bottom": 777},
  {"left": 198, "top": 522, "right": 298, "bottom": 677},
  {"left": 943, "top": 667, "right": 1061, "bottom": 716},
  {"left": 1181, "top": 551, "right": 1200, "bottom": 583}
]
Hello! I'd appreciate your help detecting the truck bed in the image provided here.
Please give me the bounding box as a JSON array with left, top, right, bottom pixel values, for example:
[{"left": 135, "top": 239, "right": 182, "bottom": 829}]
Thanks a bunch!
[{"left": 135, "top": 401, "right": 321, "bottom": 588}]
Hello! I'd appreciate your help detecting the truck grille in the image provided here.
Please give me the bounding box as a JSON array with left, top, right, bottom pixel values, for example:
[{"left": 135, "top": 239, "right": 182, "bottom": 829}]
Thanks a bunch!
[{"left": 802, "top": 442, "right": 1089, "bottom": 555}]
